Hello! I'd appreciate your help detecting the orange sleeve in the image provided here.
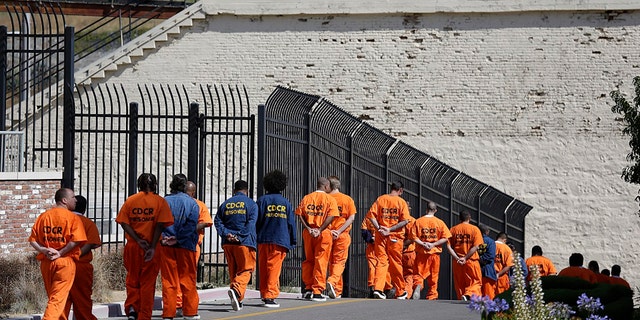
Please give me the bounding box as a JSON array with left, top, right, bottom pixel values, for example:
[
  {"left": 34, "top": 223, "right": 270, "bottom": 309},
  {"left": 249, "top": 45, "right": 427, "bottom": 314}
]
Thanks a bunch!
[
  {"left": 505, "top": 247, "right": 514, "bottom": 267},
  {"left": 83, "top": 215, "right": 102, "bottom": 246},
  {"left": 196, "top": 199, "right": 213, "bottom": 235}
]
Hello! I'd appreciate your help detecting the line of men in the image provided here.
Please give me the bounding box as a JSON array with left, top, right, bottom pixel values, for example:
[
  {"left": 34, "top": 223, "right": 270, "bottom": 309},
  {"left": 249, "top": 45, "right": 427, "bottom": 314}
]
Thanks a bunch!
[{"left": 28, "top": 173, "right": 214, "bottom": 320}]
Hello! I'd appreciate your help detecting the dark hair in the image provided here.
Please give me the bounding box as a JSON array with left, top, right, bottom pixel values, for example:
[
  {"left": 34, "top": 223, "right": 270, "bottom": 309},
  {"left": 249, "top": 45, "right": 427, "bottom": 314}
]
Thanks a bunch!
[
  {"left": 137, "top": 173, "right": 158, "bottom": 193},
  {"left": 263, "top": 170, "right": 287, "bottom": 193},
  {"left": 75, "top": 195, "right": 87, "bottom": 214},
  {"left": 611, "top": 264, "right": 621, "bottom": 276},
  {"left": 601, "top": 269, "right": 610, "bottom": 276},
  {"left": 390, "top": 181, "right": 403, "bottom": 191},
  {"left": 234, "top": 180, "right": 249, "bottom": 192},
  {"left": 588, "top": 260, "right": 600, "bottom": 273},
  {"left": 569, "top": 253, "right": 584, "bottom": 267},
  {"left": 496, "top": 232, "right": 507, "bottom": 241},
  {"left": 169, "top": 173, "right": 188, "bottom": 193},
  {"left": 531, "top": 245, "right": 543, "bottom": 256},
  {"left": 478, "top": 224, "right": 490, "bottom": 235},
  {"left": 459, "top": 210, "right": 471, "bottom": 222}
]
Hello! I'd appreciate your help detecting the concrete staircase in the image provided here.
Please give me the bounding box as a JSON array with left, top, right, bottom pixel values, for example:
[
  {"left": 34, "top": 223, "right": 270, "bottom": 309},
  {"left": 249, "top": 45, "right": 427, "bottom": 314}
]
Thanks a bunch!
[{"left": 75, "top": 1, "right": 206, "bottom": 85}]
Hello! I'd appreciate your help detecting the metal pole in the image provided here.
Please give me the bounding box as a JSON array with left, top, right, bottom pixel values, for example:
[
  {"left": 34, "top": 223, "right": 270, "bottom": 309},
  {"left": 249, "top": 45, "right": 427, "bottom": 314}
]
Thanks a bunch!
[
  {"left": 188, "top": 102, "right": 198, "bottom": 183},
  {"left": 62, "top": 26, "right": 75, "bottom": 188},
  {"left": 0, "top": 26, "right": 7, "bottom": 171},
  {"left": 128, "top": 102, "right": 139, "bottom": 196}
]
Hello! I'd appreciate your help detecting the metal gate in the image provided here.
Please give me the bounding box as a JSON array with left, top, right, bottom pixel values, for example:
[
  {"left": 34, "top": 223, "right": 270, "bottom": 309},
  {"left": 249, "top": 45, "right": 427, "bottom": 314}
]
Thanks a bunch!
[
  {"left": 258, "top": 86, "right": 533, "bottom": 299},
  {"left": 72, "top": 83, "right": 255, "bottom": 283}
]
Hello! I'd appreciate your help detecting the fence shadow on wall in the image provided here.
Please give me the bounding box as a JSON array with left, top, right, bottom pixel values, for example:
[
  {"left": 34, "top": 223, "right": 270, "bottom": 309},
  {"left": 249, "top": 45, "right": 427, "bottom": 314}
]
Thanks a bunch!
[{"left": 258, "top": 85, "right": 533, "bottom": 300}]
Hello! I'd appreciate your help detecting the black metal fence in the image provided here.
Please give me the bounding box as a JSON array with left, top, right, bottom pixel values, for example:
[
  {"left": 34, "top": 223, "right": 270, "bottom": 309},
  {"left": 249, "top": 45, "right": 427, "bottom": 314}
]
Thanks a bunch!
[
  {"left": 73, "top": 83, "right": 255, "bottom": 283},
  {"left": 258, "top": 86, "right": 533, "bottom": 299}
]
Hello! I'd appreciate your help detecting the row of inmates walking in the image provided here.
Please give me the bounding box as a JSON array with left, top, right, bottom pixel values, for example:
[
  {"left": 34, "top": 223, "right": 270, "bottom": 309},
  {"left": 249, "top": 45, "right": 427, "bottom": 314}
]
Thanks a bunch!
[{"left": 28, "top": 173, "right": 214, "bottom": 320}]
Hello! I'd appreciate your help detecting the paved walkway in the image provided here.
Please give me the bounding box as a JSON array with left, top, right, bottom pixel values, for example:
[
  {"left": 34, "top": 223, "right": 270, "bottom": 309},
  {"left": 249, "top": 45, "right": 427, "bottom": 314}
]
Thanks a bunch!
[{"left": 16, "top": 289, "right": 477, "bottom": 320}]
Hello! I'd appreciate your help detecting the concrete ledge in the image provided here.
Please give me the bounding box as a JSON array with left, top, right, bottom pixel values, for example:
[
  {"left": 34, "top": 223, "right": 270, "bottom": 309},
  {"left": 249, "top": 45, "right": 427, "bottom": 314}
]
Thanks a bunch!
[
  {"left": 202, "top": 0, "right": 640, "bottom": 15},
  {"left": 0, "top": 171, "right": 62, "bottom": 181}
]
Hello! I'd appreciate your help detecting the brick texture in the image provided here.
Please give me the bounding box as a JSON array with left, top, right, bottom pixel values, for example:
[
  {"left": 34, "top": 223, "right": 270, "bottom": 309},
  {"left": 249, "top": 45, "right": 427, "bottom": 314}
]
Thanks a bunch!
[
  {"left": 93, "top": 10, "right": 640, "bottom": 289},
  {"left": 0, "top": 180, "right": 59, "bottom": 257}
]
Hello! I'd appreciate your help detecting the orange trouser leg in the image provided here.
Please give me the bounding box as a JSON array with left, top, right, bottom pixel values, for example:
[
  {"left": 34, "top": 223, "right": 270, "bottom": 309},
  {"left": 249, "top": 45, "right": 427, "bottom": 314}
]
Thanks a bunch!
[
  {"left": 65, "top": 261, "right": 97, "bottom": 320},
  {"left": 496, "top": 275, "right": 510, "bottom": 295},
  {"left": 452, "top": 260, "right": 482, "bottom": 299},
  {"left": 41, "top": 257, "right": 75, "bottom": 320},
  {"left": 365, "top": 244, "right": 376, "bottom": 287},
  {"left": 424, "top": 254, "right": 441, "bottom": 300},
  {"left": 258, "top": 243, "right": 287, "bottom": 299},
  {"left": 402, "top": 251, "right": 416, "bottom": 297},
  {"left": 224, "top": 244, "right": 256, "bottom": 302},
  {"left": 301, "top": 229, "right": 332, "bottom": 294},
  {"left": 177, "top": 248, "right": 199, "bottom": 317},
  {"left": 327, "top": 233, "right": 351, "bottom": 296},
  {"left": 160, "top": 245, "right": 180, "bottom": 318},
  {"left": 372, "top": 236, "right": 389, "bottom": 292},
  {"left": 482, "top": 277, "right": 496, "bottom": 299},
  {"left": 387, "top": 239, "right": 405, "bottom": 296},
  {"left": 123, "top": 242, "right": 159, "bottom": 320}
]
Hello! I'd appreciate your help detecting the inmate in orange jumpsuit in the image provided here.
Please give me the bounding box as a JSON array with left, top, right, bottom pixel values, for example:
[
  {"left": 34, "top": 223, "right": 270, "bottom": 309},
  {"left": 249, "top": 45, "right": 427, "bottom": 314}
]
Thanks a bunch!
[
  {"left": 609, "top": 276, "right": 631, "bottom": 288},
  {"left": 366, "top": 194, "right": 411, "bottom": 296},
  {"left": 65, "top": 213, "right": 102, "bottom": 320},
  {"left": 177, "top": 198, "right": 213, "bottom": 310},
  {"left": 494, "top": 241, "right": 514, "bottom": 295},
  {"left": 295, "top": 190, "right": 339, "bottom": 295},
  {"left": 525, "top": 255, "right": 557, "bottom": 281},
  {"left": 410, "top": 214, "right": 452, "bottom": 300},
  {"left": 558, "top": 266, "right": 597, "bottom": 284},
  {"left": 327, "top": 191, "right": 357, "bottom": 297},
  {"left": 402, "top": 217, "right": 417, "bottom": 298},
  {"left": 116, "top": 191, "right": 174, "bottom": 320},
  {"left": 29, "top": 206, "right": 87, "bottom": 320},
  {"left": 448, "top": 222, "right": 483, "bottom": 299}
]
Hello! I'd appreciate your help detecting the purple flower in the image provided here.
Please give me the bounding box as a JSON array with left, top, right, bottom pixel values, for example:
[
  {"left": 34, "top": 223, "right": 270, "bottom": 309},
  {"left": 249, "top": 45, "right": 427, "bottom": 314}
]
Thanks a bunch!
[
  {"left": 548, "top": 302, "right": 576, "bottom": 318},
  {"left": 577, "top": 293, "right": 604, "bottom": 314},
  {"left": 586, "top": 315, "right": 610, "bottom": 320},
  {"left": 493, "top": 298, "right": 510, "bottom": 312}
]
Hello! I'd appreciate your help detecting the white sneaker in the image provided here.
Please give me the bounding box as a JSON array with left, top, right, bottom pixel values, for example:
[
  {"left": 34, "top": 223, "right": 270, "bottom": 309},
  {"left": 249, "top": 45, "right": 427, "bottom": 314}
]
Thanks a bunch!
[
  {"left": 397, "top": 291, "right": 408, "bottom": 299},
  {"left": 311, "top": 293, "right": 326, "bottom": 302},
  {"left": 373, "top": 290, "right": 386, "bottom": 299},
  {"left": 303, "top": 290, "right": 313, "bottom": 300},
  {"left": 412, "top": 285, "right": 421, "bottom": 300},
  {"left": 184, "top": 315, "right": 201, "bottom": 320},
  {"left": 228, "top": 288, "right": 241, "bottom": 311},
  {"left": 327, "top": 282, "right": 337, "bottom": 299}
]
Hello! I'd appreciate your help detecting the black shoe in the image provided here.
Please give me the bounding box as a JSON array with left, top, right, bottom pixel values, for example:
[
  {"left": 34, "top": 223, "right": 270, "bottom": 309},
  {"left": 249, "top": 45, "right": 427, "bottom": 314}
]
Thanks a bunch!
[
  {"left": 384, "top": 288, "right": 396, "bottom": 299},
  {"left": 396, "top": 291, "right": 408, "bottom": 300},
  {"left": 228, "top": 288, "right": 241, "bottom": 311},
  {"left": 327, "top": 282, "right": 337, "bottom": 299},
  {"left": 303, "top": 290, "right": 313, "bottom": 300},
  {"left": 462, "top": 295, "right": 470, "bottom": 301},
  {"left": 127, "top": 306, "right": 137, "bottom": 320},
  {"left": 263, "top": 299, "right": 280, "bottom": 308},
  {"left": 368, "top": 287, "right": 374, "bottom": 298},
  {"left": 311, "top": 293, "right": 326, "bottom": 302},
  {"left": 373, "top": 290, "right": 386, "bottom": 299}
]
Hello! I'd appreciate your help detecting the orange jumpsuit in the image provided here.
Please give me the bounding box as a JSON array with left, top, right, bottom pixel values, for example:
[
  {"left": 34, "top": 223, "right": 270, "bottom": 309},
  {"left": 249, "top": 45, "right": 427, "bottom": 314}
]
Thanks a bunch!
[
  {"left": 494, "top": 241, "right": 514, "bottom": 295},
  {"left": 609, "top": 276, "right": 630, "bottom": 288},
  {"left": 361, "top": 218, "right": 377, "bottom": 289},
  {"left": 525, "top": 255, "right": 557, "bottom": 281},
  {"left": 410, "top": 215, "right": 452, "bottom": 300},
  {"left": 295, "top": 191, "right": 339, "bottom": 294},
  {"left": 177, "top": 199, "right": 213, "bottom": 309},
  {"left": 402, "top": 217, "right": 417, "bottom": 298},
  {"left": 65, "top": 214, "right": 102, "bottom": 320},
  {"left": 448, "top": 222, "right": 483, "bottom": 299},
  {"left": 366, "top": 194, "right": 411, "bottom": 295},
  {"left": 28, "top": 207, "right": 87, "bottom": 320},
  {"left": 116, "top": 191, "right": 174, "bottom": 320},
  {"left": 327, "top": 192, "right": 357, "bottom": 297},
  {"left": 558, "top": 266, "right": 597, "bottom": 284}
]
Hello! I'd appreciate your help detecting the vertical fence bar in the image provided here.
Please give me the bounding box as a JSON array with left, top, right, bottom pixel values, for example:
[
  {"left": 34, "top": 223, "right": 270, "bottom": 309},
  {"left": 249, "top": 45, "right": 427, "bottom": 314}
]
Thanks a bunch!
[
  {"left": 256, "top": 104, "right": 266, "bottom": 290},
  {"left": 62, "top": 26, "right": 75, "bottom": 188},
  {"left": 0, "top": 26, "right": 6, "bottom": 171},
  {"left": 188, "top": 102, "right": 198, "bottom": 183},
  {"left": 128, "top": 102, "right": 139, "bottom": 196}
]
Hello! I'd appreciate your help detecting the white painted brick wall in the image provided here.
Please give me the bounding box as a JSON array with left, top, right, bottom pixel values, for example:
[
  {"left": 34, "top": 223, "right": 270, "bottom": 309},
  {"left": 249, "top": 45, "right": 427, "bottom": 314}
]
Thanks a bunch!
[{"left": 93, "top": 9, "right": 640, "bottom": 290}]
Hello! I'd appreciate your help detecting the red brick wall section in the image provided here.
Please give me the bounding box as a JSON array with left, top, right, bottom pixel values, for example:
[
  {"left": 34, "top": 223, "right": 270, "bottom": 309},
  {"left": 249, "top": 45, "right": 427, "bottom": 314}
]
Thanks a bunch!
[{"left": 0, "top": 179, "right": 60, "bottom": 258}]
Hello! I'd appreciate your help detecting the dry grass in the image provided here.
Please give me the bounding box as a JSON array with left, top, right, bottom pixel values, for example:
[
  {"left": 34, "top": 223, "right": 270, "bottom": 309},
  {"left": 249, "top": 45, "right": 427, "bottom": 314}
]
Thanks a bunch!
[
  {"left": 0, "top": 254, "right": 47, "bottom": 314},
  {"left": 92, "top": 250, "right": 127, "bottom": 303}
]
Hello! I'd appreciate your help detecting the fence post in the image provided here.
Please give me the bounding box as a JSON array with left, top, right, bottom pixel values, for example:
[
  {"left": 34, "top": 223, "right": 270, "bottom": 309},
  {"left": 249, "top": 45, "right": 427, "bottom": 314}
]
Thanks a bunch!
[
  {"left": 62, "top": 26, "right": 75, "bottom": 188},
  {"left": 188, "top": 102, "right": 199, "bottom": 183},
  {"left": 0, "top": 26, "right": 6, "bottom": 171},
  {"left": 128, "top": 102, "right": 139, "bottom": 196}
]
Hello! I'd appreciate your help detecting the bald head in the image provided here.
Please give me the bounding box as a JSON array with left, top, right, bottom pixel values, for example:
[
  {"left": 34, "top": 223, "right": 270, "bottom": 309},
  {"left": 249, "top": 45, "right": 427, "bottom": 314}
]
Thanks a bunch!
[
  {"left": 425, "top": 201, "right": 437, "bottom": 216},
  {"left": 186, "top": 181, "right": 196, "bottom": 198}
]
